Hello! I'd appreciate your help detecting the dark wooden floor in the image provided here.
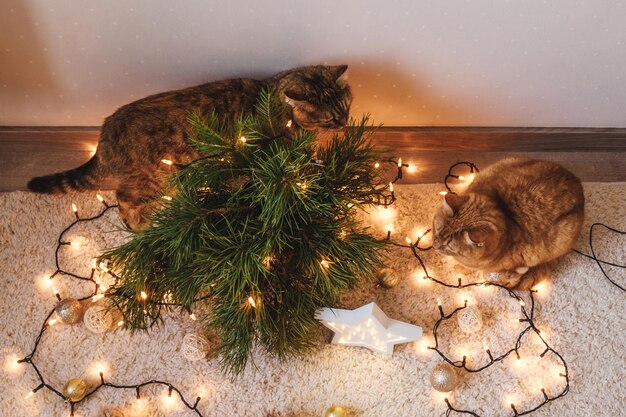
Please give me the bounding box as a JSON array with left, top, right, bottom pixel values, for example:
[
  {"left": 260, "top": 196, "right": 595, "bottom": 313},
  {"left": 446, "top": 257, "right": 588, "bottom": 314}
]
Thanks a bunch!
[{"left": 1, "top": 126, "right": 626, "bottom": 191}]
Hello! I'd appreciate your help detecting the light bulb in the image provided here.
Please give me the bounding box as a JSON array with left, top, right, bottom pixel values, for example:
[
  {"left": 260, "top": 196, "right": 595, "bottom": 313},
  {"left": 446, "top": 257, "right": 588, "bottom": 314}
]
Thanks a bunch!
[
  {"left": 162, "top": 195, "right": 172, "bottom": 201},
  {"left": 189, "top": 313, "right": 197, "bottom": 321},
  {"left": 161, "top": 159, "right": 173, "bottom": 165},
  {"left": 71, "top": 203, "right": 78, "bottom": 213},
  {"left": 96, "top": 193, "right": 104, "bottom": 203},
  {"left": 91, "top": 294, "right": 105, "bottom": 302},
  {"left": 239, "top": 136, "right": 247, "bottom": 143},
  {"left": 519, "top": 299, "right": 525, "bottom": 307},
  {"left": 389, "top": 182, "right": 394, "bottom": 192},
  {"left": 48, "top": 318, "right": 58, "bottom": 326},
  {"left": 397, "top": 157, "right": 402, "bottom": 167},
  {"left": 117, "top": 320, "right": 124, "bottom": 327},
  {"left": 70, "top": 241, "right": 80, "bottom": 247},
  {"left": 405, "top": 236, "right": 412, "bottom": 244},
  {"left": 374, "top": 162, "right": 380, "bottom": 169},
  {"left": 98, "top": 261, "right": 109, "bottom": 273},
  {"left": 140, "top": 291, "right": 148, "bottom": 300},
  {"left": 286, "top": 120, "right": 292, "bottom": 128},
  {"left": 247, "top": 296, "right": 256, "bottom": 308},
  {"left": 439, "top": 191, "right": 448, "bottom": 196}
]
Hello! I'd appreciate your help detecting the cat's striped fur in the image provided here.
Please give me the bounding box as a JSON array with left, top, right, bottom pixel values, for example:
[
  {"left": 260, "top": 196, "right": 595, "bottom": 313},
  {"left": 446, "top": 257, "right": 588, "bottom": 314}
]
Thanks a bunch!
[{"left": 28, "top": 65, "right": 352, "bottom": 229}]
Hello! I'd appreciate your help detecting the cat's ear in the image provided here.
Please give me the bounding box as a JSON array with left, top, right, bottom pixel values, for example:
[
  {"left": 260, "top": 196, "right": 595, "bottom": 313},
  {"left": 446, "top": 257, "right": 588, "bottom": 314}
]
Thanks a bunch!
[
  {"left": 331, "top": 65, "right": 349, "bottom": 87},
  {"left": 283, "top": 85, "right": 307, "bottom": 107},
  {"left": 442, "top": 193, "right": 468, "bottom": 216},
  {"left": 463, "top": 229, "right": 488, "bottom": 247}
]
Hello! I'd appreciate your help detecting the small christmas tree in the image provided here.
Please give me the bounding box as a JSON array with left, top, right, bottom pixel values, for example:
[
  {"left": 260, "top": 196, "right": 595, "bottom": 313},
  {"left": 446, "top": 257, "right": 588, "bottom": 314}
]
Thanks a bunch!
[{"left": 105, "top": 89, "right": 390, "bottom": 374}]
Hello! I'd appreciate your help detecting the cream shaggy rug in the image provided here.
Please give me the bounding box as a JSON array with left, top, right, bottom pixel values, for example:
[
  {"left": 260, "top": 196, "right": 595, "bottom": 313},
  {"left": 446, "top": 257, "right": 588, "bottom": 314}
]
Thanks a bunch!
[{"left": 1, "top": 183, "right": 624, "bottom": 417}]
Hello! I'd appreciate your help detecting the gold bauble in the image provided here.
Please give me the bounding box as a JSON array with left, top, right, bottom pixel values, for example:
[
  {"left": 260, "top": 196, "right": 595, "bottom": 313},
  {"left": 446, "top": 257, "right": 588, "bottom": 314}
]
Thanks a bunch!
[
  {"left": 375, "top": 267, "right": 399, "bottom": 288},
  {"left": 324, "top": 405, "right": 348, "bottom": 417},
  {"left": 430, "top": 363, "right": 459, "bottom": 392},
  {"left": 63, "top": 378, "right": 88, "bottom": 402},
  {"left": 55, "top": 298, "right": 84, "bottom": 324}
]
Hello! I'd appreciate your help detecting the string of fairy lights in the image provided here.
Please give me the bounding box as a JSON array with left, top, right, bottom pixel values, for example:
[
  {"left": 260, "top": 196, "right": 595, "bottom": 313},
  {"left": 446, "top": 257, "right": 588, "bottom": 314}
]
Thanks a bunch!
[
  {"left": 386, "top": 161, "right": 624, "bottom": 416},
  {"left": 15, "top": 197, "right": 208, "bottom": 417},
  {"left": 9, "top": 155, "right": 624, "bottom": 417}
]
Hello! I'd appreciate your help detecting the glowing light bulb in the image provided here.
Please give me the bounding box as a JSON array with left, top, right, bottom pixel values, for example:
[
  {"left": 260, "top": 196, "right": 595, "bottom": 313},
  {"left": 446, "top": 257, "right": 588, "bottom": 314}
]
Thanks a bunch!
[
  {"left": 239, "top": 136, "right": 247, "bottom": 143},
  {"left": 189, "top": 313, "right": 197, "bottom": 321},
  {"left": 286, "top": 120, "right": 292, "bottom": 128},
  {"left": 519, "top": 299, "right": 525, "bottom": 307},
  {"left": 140, "top": 291, "right": 148, "bottom": 300},
  {"left": 162, "top": 388, "right": 176, "bottom": 408},
  {"left": 162, "top": 195, "right": 172, "bottom": 201},
  {"left": 437, "top": 298, "right": 442, "bottom": 306},
  {"left": 117, "top": 320, "right": 124, "bottom": 327},
  {"left": 48, "top": 318, "right": 58, "bottom": 326},
  {"left": 397, "top": 157, "right": 402, "bottom": 167},
  {"left": 99, "top": 261, "right": 109, "bottom": 273},
  {"left": 439, "top": 191, "right": 448, "bottom": 196},
  {"left": 405, "top": 236, "right": 412, "bottom": 244},
  {"left": 247, "top": 296, "right": 256, "bottom": 308},
  {"left": 374, "top": 162, "right": 380, "bottom": 169},
  {"left": 96, "top": 193, "right": 104, "bottom": 203},
  {"left": 70, "top": 241, "right": 80, "bottom": 247},
  {"left": 71, "top": 203, "right": 78, "bottom": 213},
  {"left": 161, "top": 159, "right": 173, "bottom": 165},
  {"left": 320, "top": 259, "right": 330, "bottom": 268},
  {"left": 24, "top": 390, "right": 35, "bottom": 399},
  {"left": 389, "top": 182, "right": 394, "bottom": 192}
]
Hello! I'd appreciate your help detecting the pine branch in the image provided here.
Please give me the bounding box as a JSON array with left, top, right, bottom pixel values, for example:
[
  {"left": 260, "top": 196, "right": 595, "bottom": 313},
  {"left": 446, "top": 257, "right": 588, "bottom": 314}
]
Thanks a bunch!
[{"left": 105, "top": 89, "right": 389, "bottom": 374}]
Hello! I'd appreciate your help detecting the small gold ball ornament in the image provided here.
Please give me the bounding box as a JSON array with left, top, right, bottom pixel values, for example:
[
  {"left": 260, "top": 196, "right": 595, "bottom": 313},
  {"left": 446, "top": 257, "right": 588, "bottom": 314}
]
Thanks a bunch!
[
  {"left": 55, "top": 298, "right": 84, "bottom": 324},
  {"left": 63, "top": 378, "right": 88, "bottom": 402},
  {"left": 324, "top": 405, "right": 348, "bottom": 417},
  {"left": 430, "top": 363, "right": 459, "bottom": 392},
  {"left": 375, "top": 267, "right": 399, "bottom": 288}
]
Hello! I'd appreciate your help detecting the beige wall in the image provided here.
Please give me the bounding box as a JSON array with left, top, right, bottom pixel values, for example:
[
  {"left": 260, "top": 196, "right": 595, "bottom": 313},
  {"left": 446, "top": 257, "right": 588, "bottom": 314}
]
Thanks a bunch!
[{"left": 1, "top": 0, "right": 625, "bottom": 127}]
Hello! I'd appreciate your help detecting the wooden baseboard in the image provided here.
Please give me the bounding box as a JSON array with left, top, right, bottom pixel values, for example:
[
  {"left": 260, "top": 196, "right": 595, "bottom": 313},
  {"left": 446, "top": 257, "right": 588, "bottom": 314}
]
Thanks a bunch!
[{"left": 1, "top": 126, "right": 625, "bottom": 192}]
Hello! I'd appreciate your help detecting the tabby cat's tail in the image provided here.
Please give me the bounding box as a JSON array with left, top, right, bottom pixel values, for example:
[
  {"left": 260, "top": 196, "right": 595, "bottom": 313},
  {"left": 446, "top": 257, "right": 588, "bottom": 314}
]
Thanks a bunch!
[{"left": 27, "top": 156, "right": 103, "bottom": 194}]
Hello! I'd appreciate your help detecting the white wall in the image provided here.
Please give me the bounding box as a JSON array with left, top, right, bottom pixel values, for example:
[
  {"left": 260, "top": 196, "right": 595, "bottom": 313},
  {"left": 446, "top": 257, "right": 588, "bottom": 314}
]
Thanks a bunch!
[{"left": 1, "top": 0, "right": 625, "bottom": 127}]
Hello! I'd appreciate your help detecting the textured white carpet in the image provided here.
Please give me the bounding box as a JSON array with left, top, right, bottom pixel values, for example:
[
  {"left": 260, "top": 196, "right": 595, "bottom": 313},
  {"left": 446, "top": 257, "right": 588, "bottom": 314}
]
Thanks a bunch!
[{"left": 1, "top": 184, "right": 624, "bottom": 417}]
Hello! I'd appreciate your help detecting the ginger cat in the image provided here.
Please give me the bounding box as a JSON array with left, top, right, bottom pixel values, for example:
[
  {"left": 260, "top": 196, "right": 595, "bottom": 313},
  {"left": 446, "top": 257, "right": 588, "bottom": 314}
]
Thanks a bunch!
[{"left": 432, "top": 157, "right": 585, "bottom": 289}]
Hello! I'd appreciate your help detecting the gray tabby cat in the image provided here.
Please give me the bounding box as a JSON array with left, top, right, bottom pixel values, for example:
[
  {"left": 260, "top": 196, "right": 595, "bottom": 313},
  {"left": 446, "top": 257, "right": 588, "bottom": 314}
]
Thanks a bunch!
[{"left": 28, "top": 65, "right": 352, "bottom": 229}]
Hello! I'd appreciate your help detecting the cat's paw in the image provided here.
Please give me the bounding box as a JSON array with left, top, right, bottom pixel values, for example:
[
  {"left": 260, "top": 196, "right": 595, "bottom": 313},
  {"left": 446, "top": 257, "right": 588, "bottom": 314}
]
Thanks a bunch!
[
  {"left": 515, "top": 266, "right": 529, "bottom": 274},
  {"left": 483, "top": 270, "right": 522, "bottom": 288},
  {"left": 514, "top": 263, "right": 553, "bottom": 290}
]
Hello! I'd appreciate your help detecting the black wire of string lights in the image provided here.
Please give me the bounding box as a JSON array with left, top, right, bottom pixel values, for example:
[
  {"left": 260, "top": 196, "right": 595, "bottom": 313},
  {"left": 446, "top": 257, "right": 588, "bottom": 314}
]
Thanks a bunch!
[{"left": 16, "top": 195, "right": 207, "bottom": 417}]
